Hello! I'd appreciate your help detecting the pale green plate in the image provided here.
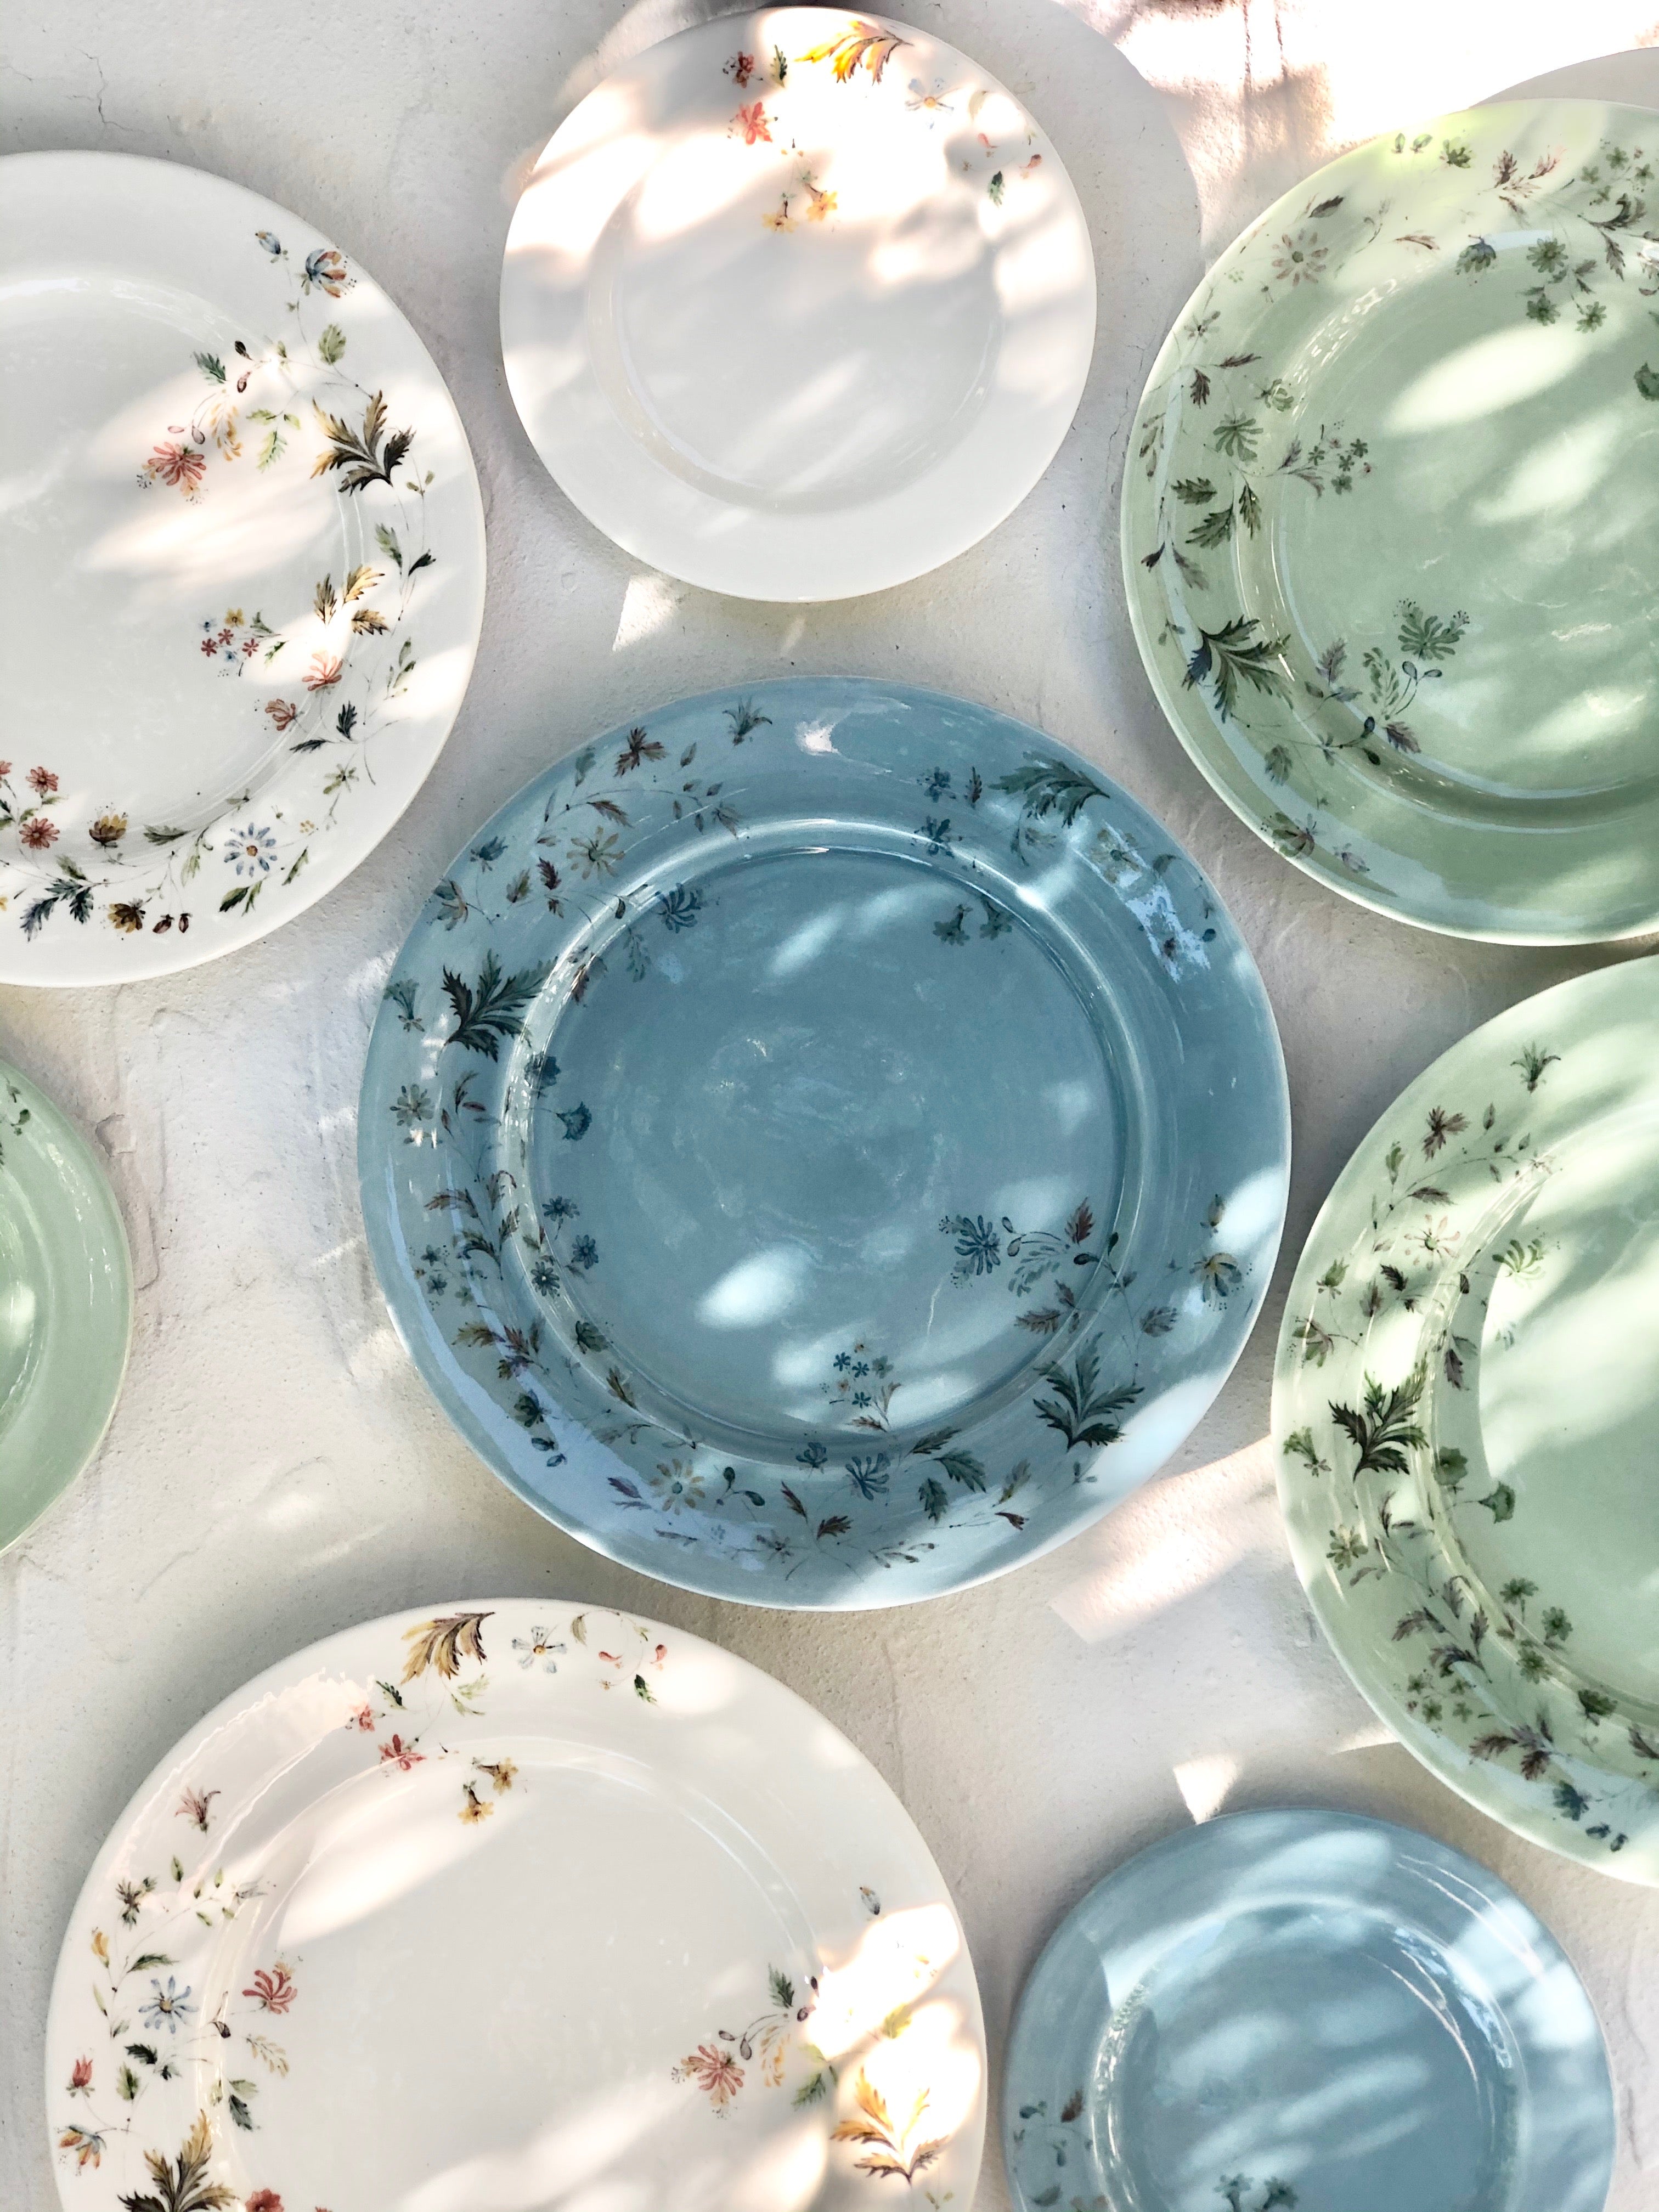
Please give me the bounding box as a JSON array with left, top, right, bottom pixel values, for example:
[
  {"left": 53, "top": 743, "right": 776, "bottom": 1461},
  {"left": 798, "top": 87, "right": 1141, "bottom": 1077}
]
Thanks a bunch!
[
  {"left": 0, "top": 1058, "right": 131, "bottom": 1549},
  {"left": 1275, "top": 955, "right": 1659, "bottom": 1880},
  {"left": 1123, "top": 100, "right": 1659, "bottom": 943}
]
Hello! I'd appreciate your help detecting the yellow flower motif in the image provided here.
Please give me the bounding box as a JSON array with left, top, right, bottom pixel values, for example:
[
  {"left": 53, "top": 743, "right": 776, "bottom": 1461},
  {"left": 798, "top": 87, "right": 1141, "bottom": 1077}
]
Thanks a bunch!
[
  {"left": 473, "top": 1757, "right": 517, "bottom": 1795},
  {"left": 91, "top": 1929, "right": 109, "bottom": 1965},
  {"left": 763, "top": 199, "right": 794, "bottom": 232},
  {"left": 459, "top": 1781, "right": 494, "bottom": 1824}
]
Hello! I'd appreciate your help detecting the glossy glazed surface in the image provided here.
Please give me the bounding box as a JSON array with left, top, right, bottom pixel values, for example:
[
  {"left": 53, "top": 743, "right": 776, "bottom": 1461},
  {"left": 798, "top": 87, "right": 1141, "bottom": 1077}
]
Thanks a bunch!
[
  {"left": 501, "top": 10, "right": 1096, "bottom": 599},
  {"left": 1004, "top": 1810, "right": 1614, "bottom": 2212},
  {"left": 0, "top": 1057, "right": 130, "bottom": 1550},
  {"left": 0, "top": 151, "right": 485, "bottom": 982},
  {"left": 1123, "top": 101, "right": 1659, "bottom": 941},
  {"left": 44, "top": 1600, "right": 985, "bottom": 2209},
  {"left": 359, "top": 678, "right": 1289, "bottom": 1607},
  {"left": 1276, "top": 955, "right": 1659, "bottom": 1878}
]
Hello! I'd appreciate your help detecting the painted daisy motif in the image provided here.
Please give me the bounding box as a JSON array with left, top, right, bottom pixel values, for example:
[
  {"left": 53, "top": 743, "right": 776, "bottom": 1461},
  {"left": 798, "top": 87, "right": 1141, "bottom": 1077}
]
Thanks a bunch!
[
  {"left": 512, "top": 1625, "right": 565, "bottom": 1672},
  {"left": 1271, "top": 227, "right": 1328, "bottom": 284},
  {"left": 224, "top": 823, "right": 278, "bottom": 877},
  {"left": 140, "top": 1974, "right": 195, "bottom": 2034}
]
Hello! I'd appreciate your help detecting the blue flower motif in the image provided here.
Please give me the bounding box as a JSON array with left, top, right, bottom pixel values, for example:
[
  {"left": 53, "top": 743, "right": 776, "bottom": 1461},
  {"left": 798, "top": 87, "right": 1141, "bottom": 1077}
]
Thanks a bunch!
[
  {"left": 833, "top": 1352, "right": 851, "bottom": 1372},
  {"left": 658, "top": 885, "right": 703, "bottom": 932},
  {"left": 797, "top": 1441, "right": 829, "bottom": 1469},
  {"left": 942, "top": 1212, "right": 1002, "bottom": 1276},
  {"left": 568, "top": 1234, "right": 599, "bottom": 1272},
  {"left": 224, "top": 822, "right": 276, "bottom": 877},
  {"left": 918, "top": 817, "right": 953, "bottom": 855},
  {"left": 140, "top": 1977, "right": 194, "bottom": 2035},
  {"left": 530, "top": 1257, "right": 560, "bottom": 1295},
  {"left": 471, "top": 836, "right": 507, "bottom": 870},
  {"left": 921, "top": 768, "right": 952, "bottom": 800},
  {"left": 557, "top": 1104, "right": 591, "bottom": 1141},
  {"left": 545, "top": 1195, "right": 578, "bottom": 1223},
  {"left": 844, "top": 1454, "right": 891, "bottom": 1499}
]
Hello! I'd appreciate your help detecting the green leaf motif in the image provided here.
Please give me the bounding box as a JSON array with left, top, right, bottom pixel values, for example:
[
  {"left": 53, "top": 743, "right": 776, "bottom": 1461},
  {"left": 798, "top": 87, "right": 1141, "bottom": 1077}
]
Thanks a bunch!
[
  {"left": 1636, "top": 363, "right": 1659, "bottom": 401},
  {"left": 994, "top": 758, "right": 1108, "bottom": 829},
  {"left": 194, "top": 352, "right": 225, "bottom": 383},
  {"left": 317, "top": 321, "right": 347, "bottom": 364},
  {"left": 1033, "top": 1345, "right": 1140, "bottom": 1449},
  {"left": 1211, "top": 412, "right": 1260, "bottom": 461},
  {"left": 441, "top": 951, "right": 549, "bottom": 1059},
  {"left": 1183, "top": 617, "right": 1290, "bottom": 721},
  {"left": 1328, "top": 1368, "right": 1425, "bottom": 1477}
]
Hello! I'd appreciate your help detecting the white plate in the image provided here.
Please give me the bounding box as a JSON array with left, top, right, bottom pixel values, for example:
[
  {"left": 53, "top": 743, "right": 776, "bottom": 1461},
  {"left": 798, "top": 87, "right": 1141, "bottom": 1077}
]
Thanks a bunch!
[
  {"left": 44, "top": 1600, "right": 986, "bottom": 2211},
  {"left": 501, "top": 9, "right": 1096, "bottom": 600},
  {"left": 0, "top": 153, "right": 486, "bottom": 984}
]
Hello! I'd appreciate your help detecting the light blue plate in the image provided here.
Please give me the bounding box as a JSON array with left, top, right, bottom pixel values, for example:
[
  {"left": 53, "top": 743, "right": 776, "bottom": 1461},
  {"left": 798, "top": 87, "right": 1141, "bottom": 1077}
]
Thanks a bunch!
[
  {"left": 358, "top": 679, "right": 1288, "bottom": 1607},
  {"left": 1004, "top": 1810, "right": 1615, "bottom": 2212}
]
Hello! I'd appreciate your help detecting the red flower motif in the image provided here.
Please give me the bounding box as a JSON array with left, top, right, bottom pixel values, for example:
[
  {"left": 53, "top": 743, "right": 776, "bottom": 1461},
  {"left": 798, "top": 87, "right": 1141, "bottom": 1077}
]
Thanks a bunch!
[
  {"left": 735, "top": 101, "right": 771, "bottom": 145},
  {"left": 69, "top": 2056, "right": 92, "bottom": 2092},
  {"left": 264, "top": 698, "right": 300, "bottom": 730},
  {"left": 200, "top": 637, "right": 219, "bottom": 657},
  {"left": 20, "top": 816, "right": 59, "bottom": 851},
  {"left": 27, "top": 766, "right": 58, "bottom": 796},
  {"left": 348, "top": 1703, "right": 374, "bottom": 1731},
  {"left": 241, "top": 635, "right": 260, "bottom": 656},
  {"left": 0, "top": 761, "right": 11, "bottom": 777},
  {"left": 242, "top": 1964, "right": 296, "bottom": 2014},
  {"left": 145, "top": 441, "right": 207, "bottom": 492},
  {"left": 677, "top": 2042, "right": 744, "bottom": 2107},
  {"left": 729, "top": 49, "right": 755, "bottom": 84},
  {"left": 303, "top": 651, "right": 343, "bottom": 691},
  {"left": 379, "top": 1734, "right": 424, "bottom": 1771},
  {"left": 246, "top": 2192, "right": 284, "bottom": 2212}
]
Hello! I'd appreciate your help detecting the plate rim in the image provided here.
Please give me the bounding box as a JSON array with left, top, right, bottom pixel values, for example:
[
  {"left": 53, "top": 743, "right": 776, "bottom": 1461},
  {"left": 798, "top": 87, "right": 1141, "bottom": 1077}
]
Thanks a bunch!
[
  {"left": 1119, "top": 95, "right": 1659, "bottom": 947},
  {"left": 0, "top": 146, "right": 488, "bottom": 986}
]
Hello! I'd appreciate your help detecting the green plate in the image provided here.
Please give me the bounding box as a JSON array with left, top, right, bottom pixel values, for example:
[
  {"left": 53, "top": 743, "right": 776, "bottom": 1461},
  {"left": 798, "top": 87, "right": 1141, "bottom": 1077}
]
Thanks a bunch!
[
  {"left": 1275, "top": 955, "right": 1659, "bottom": 1879},
  {"left": 0, "top": 1058, "right": 131, "bottom": 1548},
  {"left": 1123, "top": 100, "right": 1659, "bottom": 943}
]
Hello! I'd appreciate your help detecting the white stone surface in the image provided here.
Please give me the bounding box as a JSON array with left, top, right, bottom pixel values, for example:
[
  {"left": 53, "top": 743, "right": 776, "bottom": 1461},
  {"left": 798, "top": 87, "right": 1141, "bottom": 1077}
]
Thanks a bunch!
[{"left": 4, "top": 4, "right": 1659, "bottom": 2205}]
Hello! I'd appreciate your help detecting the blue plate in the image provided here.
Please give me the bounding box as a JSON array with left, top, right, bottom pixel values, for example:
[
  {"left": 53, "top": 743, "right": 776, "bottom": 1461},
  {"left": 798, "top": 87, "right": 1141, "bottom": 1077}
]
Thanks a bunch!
[
  {"left": 358, "top": 679, "right": 1288, "bottom": 1607},
  {"left": 1004, "top": 1810, "right": 1615, "bottom": 2212}
]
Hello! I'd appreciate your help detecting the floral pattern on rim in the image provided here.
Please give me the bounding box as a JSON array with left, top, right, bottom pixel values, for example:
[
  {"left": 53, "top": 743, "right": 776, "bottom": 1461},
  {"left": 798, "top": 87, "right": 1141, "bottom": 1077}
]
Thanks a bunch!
[
  {"left": 724, "top": 13, "right": 1041, "bottom": 232},
  {"left": 1124, "top": 105, "right": 1659, "bottom": 928},
  {"left": 3, "top": 229, "right": 441, "bottom": 950},
  {"left": 1274, "top": 975, "right": 1659, "bottom": 1875}
]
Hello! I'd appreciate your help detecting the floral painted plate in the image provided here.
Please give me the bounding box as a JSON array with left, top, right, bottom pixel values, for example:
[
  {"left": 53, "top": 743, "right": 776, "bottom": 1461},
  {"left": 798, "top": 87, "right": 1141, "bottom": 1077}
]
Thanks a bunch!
[
  {"left": 44, "top": 1599, "right": 985, "bottom": 2209},
  {"left": 500, "top": 9, "right": 1096, "bottom": 600},
  {"left": 358, "top": 679, "right": 1289, "bottom": 1608},
  {"left": 1277, "top": 955, "right": 1659, "bottom": 1879},
  {"left": 0, "top": 152, "right": 485, "bottom": 983},
  {"left": 1003, "top": 1809, "right": 1614, "bottom": 2212},
  {"left": 0, "top": 1057, "right": 131, "bottom": 1549},
  {"left": 1122, "top": 101, "right": 1659, "bottom": 941}
]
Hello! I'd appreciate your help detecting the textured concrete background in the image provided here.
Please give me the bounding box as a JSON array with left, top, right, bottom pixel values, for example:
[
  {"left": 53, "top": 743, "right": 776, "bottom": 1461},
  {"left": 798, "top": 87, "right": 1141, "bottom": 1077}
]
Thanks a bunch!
[{"left": 4, "top": 3, "right": 1659, "bottom": 2204}]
